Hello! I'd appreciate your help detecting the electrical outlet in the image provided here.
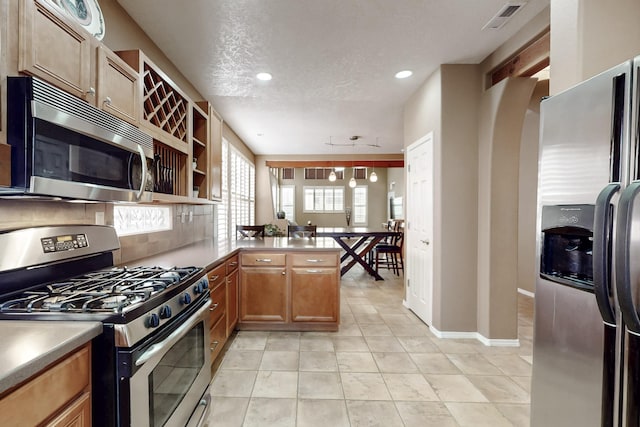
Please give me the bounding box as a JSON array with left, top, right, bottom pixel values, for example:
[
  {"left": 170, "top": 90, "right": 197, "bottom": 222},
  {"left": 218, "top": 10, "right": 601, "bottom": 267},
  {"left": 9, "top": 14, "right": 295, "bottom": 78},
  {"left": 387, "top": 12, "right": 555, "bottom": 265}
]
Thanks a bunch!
[{"left": 95, "top": 212, "right": 105, "bottom": 225}]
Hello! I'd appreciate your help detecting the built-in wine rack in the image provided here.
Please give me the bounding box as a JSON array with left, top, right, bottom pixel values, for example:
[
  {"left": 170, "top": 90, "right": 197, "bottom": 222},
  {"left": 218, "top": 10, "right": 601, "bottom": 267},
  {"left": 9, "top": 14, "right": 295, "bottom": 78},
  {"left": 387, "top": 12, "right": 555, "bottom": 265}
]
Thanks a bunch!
[{"left": 142, "top": 64, "right": 187, "bottom": 144}]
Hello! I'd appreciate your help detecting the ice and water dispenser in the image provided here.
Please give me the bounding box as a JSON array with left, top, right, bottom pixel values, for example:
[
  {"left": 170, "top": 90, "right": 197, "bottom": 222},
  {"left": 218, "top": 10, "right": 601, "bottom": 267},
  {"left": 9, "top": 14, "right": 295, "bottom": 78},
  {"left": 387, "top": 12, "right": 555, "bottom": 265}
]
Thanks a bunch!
[{"left": 540, "top": 205, "right": 595, "bottom": 291}]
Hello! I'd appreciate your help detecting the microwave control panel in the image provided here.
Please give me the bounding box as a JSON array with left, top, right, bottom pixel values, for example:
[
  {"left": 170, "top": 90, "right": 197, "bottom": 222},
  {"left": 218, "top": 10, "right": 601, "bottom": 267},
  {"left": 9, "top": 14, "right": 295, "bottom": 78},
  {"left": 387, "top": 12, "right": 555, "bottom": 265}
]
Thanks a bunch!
[{"left": 41, "top": 234, "right": 89, "bottom": 253}]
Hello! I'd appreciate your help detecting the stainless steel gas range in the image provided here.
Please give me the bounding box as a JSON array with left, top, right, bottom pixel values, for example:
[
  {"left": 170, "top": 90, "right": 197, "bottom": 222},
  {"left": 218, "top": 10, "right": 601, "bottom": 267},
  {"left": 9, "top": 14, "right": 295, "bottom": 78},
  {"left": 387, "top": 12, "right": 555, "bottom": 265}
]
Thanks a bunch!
[{"left": 0, "top": 225, "right": 212, "bottom": 427}]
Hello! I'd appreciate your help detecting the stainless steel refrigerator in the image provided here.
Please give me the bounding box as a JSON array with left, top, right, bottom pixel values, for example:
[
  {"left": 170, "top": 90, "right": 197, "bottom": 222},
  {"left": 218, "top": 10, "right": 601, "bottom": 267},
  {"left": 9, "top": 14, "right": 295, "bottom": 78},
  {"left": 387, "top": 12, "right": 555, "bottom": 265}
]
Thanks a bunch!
[{"left": 532, "top": 57, "right": 640, "bottom": 427}]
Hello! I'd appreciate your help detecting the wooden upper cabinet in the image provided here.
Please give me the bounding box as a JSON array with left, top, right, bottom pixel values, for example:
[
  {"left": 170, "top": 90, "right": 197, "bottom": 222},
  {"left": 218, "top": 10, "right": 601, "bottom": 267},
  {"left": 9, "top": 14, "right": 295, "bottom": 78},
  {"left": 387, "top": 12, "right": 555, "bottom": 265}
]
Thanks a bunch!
[
  {"left": 19, "top": 0, "right": 92, "bottom": 100},
  {"left": 18, "top": 0, "right": 140, "bottom": 127},
  {"left": 96, "top": 46, "right": 140, "bottom": 125}
]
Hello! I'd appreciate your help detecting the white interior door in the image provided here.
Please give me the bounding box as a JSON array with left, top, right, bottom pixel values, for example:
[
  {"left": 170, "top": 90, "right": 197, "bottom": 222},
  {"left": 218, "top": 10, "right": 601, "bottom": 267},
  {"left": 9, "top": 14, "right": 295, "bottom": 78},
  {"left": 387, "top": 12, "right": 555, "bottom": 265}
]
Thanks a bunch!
[{"left": 405, "top": 133, "right": 434, "bottom": 325}]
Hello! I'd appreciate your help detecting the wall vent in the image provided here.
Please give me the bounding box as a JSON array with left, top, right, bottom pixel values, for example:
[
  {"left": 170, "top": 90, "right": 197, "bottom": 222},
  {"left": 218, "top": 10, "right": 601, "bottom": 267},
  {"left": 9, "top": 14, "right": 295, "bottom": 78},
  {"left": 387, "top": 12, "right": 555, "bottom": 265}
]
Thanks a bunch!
[{"left": 482, "top": 2, "right": 526, "bottom": 30}]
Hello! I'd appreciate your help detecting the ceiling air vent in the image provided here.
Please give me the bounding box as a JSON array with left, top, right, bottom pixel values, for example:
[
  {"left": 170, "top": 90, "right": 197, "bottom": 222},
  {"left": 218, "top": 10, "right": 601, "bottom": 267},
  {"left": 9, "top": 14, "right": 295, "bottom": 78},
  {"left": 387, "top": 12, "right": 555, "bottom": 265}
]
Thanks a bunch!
[{"left": 482, "top": 2, "right": 526, "bottom": 30}]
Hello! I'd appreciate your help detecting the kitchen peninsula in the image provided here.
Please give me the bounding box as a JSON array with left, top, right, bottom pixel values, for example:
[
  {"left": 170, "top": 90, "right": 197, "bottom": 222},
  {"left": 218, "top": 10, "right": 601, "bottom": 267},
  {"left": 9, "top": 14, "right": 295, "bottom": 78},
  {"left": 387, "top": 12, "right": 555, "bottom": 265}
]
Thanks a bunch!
[{"left": 130, "top": 237, "right": 342, "bottom": 333}]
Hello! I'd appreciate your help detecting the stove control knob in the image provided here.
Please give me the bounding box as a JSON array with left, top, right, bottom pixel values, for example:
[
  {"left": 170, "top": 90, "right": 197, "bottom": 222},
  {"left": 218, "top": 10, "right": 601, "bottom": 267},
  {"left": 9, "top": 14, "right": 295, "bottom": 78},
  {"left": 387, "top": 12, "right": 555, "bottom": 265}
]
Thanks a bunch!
[
  {"left": 147, "top": 313, "right": 160, "bottom": 328},
  {"left": 193, "top": 282, "right": 205, "bottom": 294},
  {"left": 160, "top": 305, "right": 172, "bottom": 319},
  {"left": 182, "top": 293, "right": 192, "bottom": 305}
]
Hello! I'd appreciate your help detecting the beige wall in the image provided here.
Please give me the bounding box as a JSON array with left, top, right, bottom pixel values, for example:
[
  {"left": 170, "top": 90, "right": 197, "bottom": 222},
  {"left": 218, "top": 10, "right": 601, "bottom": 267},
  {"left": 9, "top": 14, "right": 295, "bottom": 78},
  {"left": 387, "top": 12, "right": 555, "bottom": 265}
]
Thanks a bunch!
[
  {"left": 518, "top": 80, "right": 549, "bottom": 295},
  {"left": 254, "top": 154, "right": 403, "bottom": 226},
  {"left": 276, "top": 167, "right": 389, "bottom": 228},
  {"left": 404, "top": 68, "right": 443, "bottom": 325},
  {"left": 550, "top": 0, "right": 640, "bottom": 94},
  {"left": 439, "top": 65, "right": 481, "bottom": 332},
  {"left": 403, "top": 9, "right": 549, "bottom": 339},
  {"left": 477, "top": 77, "right": 537, "bottom": 339}
]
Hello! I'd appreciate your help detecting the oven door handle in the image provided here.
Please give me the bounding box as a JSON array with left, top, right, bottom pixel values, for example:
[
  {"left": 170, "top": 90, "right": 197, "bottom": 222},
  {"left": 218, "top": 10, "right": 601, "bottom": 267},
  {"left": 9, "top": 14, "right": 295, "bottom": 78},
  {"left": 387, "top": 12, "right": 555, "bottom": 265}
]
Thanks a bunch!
[{"left": 135, "top": 300, "right": 210, "bottom": 367}]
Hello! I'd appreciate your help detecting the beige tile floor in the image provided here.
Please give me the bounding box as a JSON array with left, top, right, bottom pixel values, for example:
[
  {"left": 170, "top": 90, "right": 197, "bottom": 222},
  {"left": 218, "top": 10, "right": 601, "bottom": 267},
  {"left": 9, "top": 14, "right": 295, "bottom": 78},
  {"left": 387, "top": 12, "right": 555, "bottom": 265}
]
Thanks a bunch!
[{"left": 208, "top": 266, "right": 533, "bottom": 427}]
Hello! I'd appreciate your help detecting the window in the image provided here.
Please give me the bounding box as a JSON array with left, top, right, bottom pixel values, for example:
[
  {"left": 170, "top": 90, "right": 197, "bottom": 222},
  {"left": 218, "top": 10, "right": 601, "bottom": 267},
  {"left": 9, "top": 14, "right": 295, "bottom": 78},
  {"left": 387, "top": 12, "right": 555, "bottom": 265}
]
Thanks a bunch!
[
  {"left": 217, "top": 138, "right": 255, "bottom": 243},
  {"left": 353, "top": 167, "right": 367, "bottom": 180},
  {"left": 303, "top": 186, "right": 344, "bottom": 212},
  {"left": 281, "top": 167, "right": 295, "bottom": 180},
  {"left": 304, "top": 168, "right": 344, "bottom": 180},
  {"left": 353, "top": 186, "right": 368, "bottom": 225},
  {"left": 280, "top": 185, "right": 295, "bottom": 221},
  {"left": 114, "top": 205, "right": 172, "bottom": 236}
]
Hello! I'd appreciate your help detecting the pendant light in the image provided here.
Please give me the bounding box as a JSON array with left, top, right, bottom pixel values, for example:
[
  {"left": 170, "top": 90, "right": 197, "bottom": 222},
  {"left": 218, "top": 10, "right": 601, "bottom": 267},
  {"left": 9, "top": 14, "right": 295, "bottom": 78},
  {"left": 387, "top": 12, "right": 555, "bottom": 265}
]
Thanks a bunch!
[
  {"left": 349, "top": 163, "right": 357, "bottom": 188},
  {"left": 369, "top": 161, "right": 378, "bottom": 182},
  {"left": 328, "top": 160, "right": 337, "bottom": 182}
]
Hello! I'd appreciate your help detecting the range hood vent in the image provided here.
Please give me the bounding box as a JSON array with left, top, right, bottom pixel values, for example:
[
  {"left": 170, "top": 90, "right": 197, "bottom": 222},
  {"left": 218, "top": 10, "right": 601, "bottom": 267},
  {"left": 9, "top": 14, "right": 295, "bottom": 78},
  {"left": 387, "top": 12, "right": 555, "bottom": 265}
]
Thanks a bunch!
[{"left": 482, "top": 2, "right": 526, "bottom": 30}]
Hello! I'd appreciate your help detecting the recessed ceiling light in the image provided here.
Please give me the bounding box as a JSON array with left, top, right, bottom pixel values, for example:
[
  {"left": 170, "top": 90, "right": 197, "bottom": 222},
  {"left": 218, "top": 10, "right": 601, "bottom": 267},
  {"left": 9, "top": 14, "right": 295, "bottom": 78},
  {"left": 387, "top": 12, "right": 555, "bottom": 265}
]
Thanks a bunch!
[
  {"left": 256, "top": 72, "right": 272, "bottom": 81},
  {"left": 395, "top": 70, "right": 413, "bottom": 79}
]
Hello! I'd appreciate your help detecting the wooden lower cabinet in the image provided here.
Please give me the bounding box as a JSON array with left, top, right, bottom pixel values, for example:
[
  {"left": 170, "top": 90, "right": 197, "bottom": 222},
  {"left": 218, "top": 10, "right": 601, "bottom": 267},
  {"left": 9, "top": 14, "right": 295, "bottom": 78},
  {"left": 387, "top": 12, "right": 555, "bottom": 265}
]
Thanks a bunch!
[
  {"left": 226, "top": 268, "right": 239, "bottom": 335},
  {"left": 239, "top": 251, "right": 340, "bottom": 331},
  {"left": 240, "top": 266, "right": 287, "bottom": 322},
  {"left": 46, "top": 391, "right": 91, "bottom": 427},
  {"left": 291, "top": 267, "right": 339, "bottom": 322},
  {"left": 209, "top": 313, "right": 227, "bottom": 362},
  {"left": 0, "top": 343, "right": 92, "bottom": 426}
]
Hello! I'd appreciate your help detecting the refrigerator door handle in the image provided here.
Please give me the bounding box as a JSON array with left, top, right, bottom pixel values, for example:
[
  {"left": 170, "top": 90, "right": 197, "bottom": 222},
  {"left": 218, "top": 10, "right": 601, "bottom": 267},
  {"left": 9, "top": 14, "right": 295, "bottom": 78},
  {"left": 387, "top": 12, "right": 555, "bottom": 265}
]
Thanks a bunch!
[
  {"left": 594, "top": 183, "right": 620, "bottom": 326},
  {"left": 615, "top": 181, "right": 640, "bottom": 333}
]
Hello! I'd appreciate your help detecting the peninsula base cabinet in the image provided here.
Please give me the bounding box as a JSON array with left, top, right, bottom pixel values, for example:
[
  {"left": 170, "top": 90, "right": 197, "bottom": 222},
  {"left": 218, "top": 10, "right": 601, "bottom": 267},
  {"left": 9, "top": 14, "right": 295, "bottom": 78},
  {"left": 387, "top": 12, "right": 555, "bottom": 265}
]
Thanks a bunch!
[{"left": 239, "top": 251, "right": 340, "bottom": 331}]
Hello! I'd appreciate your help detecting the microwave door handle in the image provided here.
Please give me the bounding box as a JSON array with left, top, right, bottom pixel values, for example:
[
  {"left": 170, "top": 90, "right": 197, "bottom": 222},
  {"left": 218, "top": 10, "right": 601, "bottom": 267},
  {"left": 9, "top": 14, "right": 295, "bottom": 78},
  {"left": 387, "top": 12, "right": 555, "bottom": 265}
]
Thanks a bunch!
[
  {"left": 594, "top": 183, "right": 620, "bottom": 326},
  {"left": 135, "top": 300, "right": 210, "bottom": 367},
  {"left": 136, "top": 145, "right": 147, "bottom": 200},
  {"left": 616, "top": 181, "right": 640, "bottom": 334}
]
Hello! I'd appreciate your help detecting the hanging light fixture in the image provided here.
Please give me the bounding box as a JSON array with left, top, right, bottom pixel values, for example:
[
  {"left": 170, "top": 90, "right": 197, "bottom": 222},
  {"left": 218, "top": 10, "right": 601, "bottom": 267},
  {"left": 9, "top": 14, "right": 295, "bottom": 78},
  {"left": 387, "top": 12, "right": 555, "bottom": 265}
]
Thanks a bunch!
[
  {"left": 369, "top": 158, "right": 378, "bottom": 182},
  {"left": 328, "top": 159, "right": 337, "bottom": 182},
  {"left": 349, "top": 162, "right": 357, "bottom": 188}
]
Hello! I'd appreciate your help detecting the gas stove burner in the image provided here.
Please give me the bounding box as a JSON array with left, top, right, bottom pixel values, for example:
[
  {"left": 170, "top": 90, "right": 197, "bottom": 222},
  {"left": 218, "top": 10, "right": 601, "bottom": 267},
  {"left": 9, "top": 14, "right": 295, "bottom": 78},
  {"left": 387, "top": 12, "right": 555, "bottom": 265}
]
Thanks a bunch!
[
  {"left": 100, "top": 295, "right": 127, "bottom": 309},
  {"left": 159, "top": 271, "right": 181, "bottom": 283}
]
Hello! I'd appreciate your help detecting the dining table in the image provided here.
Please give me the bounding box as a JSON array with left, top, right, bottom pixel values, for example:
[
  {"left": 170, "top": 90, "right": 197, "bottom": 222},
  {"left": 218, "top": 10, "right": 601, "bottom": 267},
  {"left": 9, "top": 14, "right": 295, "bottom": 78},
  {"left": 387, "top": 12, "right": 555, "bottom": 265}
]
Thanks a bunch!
[{"left": 315, "top": 227, "right": 401, "bottom": 280}]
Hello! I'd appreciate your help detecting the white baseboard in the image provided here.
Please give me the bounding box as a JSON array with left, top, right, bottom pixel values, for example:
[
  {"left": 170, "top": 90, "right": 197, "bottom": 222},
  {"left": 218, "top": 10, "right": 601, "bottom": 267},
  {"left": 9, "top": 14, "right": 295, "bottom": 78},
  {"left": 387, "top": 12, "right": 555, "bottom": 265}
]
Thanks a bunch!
[
  {"left": 430, "top": 326, "right": 520, "bottom": 347},
  {"left": 402, "top": 299, "right": 409, "bottom": 309},
  {"left": 476, "top": 335, "right": 520, "bottom": 347},
  {"left": 517, "top": 288, "right": 535, "bottom": 298}
]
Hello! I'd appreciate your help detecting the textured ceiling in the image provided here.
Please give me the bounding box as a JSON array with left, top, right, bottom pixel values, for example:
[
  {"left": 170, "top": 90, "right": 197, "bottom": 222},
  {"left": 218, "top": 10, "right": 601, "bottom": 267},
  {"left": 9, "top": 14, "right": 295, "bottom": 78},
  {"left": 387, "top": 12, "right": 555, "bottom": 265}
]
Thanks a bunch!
[{"left": 116, "top": 0, "right": 549, "bottom": 155}]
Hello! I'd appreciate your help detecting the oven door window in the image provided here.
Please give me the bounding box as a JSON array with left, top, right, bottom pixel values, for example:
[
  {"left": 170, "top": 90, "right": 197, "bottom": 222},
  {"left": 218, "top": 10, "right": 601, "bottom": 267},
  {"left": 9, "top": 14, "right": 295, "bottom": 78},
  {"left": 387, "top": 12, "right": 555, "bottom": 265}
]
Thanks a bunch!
[
  {"left": 149, "top": 322, "right": 205, "bottom": 427},
  {"left": 33, "top": 119, "right": 140, "bottom": 189}
]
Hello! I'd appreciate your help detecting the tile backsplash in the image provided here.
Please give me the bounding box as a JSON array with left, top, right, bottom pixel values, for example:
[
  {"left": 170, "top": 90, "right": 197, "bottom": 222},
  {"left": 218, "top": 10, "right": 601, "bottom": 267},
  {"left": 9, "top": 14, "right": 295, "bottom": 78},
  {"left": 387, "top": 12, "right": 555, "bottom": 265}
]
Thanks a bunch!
[{"left": 0, "top": 200, "right": 214, "bottom": 265}]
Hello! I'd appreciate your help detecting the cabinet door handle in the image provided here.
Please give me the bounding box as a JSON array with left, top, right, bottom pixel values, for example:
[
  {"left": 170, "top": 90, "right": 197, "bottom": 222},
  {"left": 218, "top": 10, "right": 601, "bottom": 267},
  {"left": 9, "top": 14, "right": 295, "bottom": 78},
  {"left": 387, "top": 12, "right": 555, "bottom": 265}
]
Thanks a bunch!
[
  {"left": 255, "top": 258, "right": 272, "bottom": 263},
  {"left": 306, "top": 259, "right": 323, "bottom": 263},
  {"left": 209, "top": 275, "right": 220, "bottom": 281},
  {"left": 281, "top": 271, "right": 286, "bottom": 275},
  {"left": 104, "top": 96, "right": 112, "bottom": 105},
  {"left": 210, "top": 341, "right": 219, "bottom": 351},
  {"left": 306, "top": 269, "right": 322, "bottom": 273},
  {"left": 209, "top": 303, "right": 219, "bottom": 311},
  {"left": 86, "top": 87, "right": 95, "bottom": 96},
  {"left": 229, "top": 262, "right": 238, "bottom": 267}
]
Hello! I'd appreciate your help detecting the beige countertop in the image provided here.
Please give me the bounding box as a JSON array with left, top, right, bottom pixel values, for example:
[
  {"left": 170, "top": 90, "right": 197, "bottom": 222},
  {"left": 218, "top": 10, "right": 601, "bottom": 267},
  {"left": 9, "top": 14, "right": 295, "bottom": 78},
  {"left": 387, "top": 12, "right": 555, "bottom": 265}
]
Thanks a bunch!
[
  {"left": 0, "top": 321, "right": 102, "bottom": 394},
  {"left": 125, "top": 237, "right": 342, "bottom": 270}
]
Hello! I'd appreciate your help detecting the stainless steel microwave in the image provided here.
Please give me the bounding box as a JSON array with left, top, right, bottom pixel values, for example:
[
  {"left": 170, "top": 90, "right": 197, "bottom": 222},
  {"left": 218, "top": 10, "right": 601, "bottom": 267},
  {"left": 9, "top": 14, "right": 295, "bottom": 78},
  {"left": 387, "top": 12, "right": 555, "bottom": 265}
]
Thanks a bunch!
[{"left": 4, "top": 76, "right": 154, "bottom": 202}]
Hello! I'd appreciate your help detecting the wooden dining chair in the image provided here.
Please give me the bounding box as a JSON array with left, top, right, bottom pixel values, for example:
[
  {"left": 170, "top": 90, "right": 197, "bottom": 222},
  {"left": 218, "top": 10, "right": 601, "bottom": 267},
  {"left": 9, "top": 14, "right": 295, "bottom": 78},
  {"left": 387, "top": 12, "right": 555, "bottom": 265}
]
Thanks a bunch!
[
  {"left": 287, "top": 225, "right": 317, "bottom": 238},
  {"left": 374, "top": 223, "right": 404, "bottom": 275},
  {"left": 236, "top": 225, "right": 265, "bottom": 239}
]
